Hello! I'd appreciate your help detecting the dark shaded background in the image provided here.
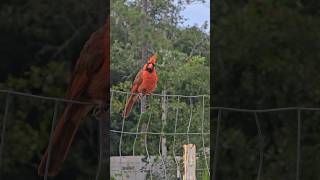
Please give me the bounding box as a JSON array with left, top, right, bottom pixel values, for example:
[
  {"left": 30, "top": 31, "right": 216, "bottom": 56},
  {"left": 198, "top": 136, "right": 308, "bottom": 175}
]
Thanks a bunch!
[
  {"left": 212, "top": 0, "right": 320, "bottom": 180},
  {"left": 0, "top": 0, "right": 108, "bottom": 179}
]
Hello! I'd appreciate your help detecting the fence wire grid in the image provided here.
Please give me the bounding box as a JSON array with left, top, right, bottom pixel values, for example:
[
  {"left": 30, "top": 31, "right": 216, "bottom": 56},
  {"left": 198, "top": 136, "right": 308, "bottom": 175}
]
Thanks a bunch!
[
  {"left": 0, "top": 90, "right": 210, "bottom": 180},
  {"left": 110, "top": 90, "right": 210, "bottom": 180},
  {"left": 210, "top": 107, "right": 320, "bottom": 180}
]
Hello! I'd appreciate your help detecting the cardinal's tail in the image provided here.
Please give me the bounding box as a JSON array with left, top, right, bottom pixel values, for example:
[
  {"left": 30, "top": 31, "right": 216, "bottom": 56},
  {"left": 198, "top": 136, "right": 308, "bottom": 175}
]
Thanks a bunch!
[
  {"left": 38, "top": 104, "right": 92, "bottom": 176},
  {"left": 122, "top": 94, "right": 138, "bottom": 118}
]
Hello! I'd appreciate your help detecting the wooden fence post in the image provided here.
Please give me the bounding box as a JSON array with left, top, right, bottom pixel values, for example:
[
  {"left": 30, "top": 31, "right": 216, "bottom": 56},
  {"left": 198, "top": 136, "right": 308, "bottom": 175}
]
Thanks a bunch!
[
  {"left": 161, "top": 90, "right": 168, "bottom": 160},
  {"left": 183, "top": 144, "right": 196, "bottom": 180}
]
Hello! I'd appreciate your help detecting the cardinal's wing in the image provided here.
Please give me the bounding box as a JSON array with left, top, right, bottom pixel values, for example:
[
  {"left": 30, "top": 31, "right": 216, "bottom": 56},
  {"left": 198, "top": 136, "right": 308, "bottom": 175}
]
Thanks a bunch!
[{"left": 66, "top": 25, "right": 106, "bottom": 100}]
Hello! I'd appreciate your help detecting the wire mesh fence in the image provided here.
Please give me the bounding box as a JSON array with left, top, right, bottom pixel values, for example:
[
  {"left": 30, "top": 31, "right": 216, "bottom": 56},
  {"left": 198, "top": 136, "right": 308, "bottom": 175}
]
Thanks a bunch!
[
  {"left": 211, "top": 107, "right": 320, "bottom": 180},
  {"left": 0, "top": 90, "right": 210, "bottom": 180},
  {"left": 110, "top": 90, "right": 210, "bottom": 180},
  {"left": 0, "top": 90, "right": 103, "bottom": 180}
]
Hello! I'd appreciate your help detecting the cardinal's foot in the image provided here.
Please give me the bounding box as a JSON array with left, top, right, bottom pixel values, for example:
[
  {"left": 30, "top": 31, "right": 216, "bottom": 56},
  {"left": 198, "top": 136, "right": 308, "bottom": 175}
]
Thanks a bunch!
[{"left": 138, "top": 92, "right": 144, "bottom": 99}]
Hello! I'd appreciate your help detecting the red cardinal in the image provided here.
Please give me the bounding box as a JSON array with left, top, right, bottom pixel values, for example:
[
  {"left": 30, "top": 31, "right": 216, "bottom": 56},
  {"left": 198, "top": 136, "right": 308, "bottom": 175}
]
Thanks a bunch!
[
  {"left": 38, "top": 17, "right": 109, "bottom": 176},
  {"left": 122, "top": 54, "right": 158, "bottom": 118}
]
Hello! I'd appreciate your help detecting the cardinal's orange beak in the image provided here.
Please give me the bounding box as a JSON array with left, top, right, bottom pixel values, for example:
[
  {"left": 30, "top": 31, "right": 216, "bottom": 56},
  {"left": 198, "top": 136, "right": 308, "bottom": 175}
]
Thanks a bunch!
[{"left": 148, "top": 54, "right": 157, "bottom": 64}]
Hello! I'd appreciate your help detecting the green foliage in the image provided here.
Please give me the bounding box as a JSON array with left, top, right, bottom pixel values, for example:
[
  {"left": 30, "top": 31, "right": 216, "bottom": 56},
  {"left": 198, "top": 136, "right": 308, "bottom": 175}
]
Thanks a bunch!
[
  {"left": 0, "top": 0, "right": 105, "bottom": 179},
  {"left": 0, "top": 60, "right": 101, "bottom": 179},
  {"left": 213, "top": 0, "right": 320, "bottom": 179}
]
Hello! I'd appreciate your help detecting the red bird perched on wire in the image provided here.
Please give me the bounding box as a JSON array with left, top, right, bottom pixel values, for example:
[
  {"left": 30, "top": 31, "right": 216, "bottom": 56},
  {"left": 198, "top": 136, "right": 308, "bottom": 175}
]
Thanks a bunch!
[
  {"left": 38, "top": 18, "right": 109, "bottom": 176},
  {"left": 122, "top": 54, "right": 158, "bottom": 118}
]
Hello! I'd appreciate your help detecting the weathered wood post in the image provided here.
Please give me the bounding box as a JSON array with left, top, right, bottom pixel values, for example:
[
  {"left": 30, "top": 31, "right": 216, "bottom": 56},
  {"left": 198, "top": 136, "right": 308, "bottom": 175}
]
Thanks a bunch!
[
  {"left": 183, "top": 144, "right": 196, "bottom": 180},
  {"left": 161, "top": 90, "right": 168, "bottom": 160}
]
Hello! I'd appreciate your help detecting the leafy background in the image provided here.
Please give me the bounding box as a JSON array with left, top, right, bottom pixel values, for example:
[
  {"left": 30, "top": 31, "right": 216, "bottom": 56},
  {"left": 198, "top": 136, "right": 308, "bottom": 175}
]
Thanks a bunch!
[
  {"left": 212, "top": 0, "right": 320, "bottom": 180},
  {"left": 0, "top": 0, "right": 106, "bottom": 179}
]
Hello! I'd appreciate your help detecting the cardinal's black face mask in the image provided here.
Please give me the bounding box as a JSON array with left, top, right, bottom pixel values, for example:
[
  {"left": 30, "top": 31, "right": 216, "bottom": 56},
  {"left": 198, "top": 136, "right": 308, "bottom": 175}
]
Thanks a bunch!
[{"left": 146, "top": 63, "right": 154, "bottom": 73}]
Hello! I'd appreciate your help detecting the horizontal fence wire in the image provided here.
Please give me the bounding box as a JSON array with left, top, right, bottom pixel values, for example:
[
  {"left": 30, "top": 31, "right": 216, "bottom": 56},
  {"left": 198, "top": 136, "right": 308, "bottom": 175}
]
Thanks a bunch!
[
  {"left": 110, "top": 168, "right": 209, "bottom": 172},
  {"left": 0, "top": 89, "right": 209, "bottom": 104},
  {"left": 111, "top": 89, "right": 209, "bottom": 98},
  {"left": 110, "top": 130, "right": 210, "bottom": 135},
  {"left": 0, "top": 90, "right": 94, "bottom": 105},
  {"left": 211, "top": 106, "right": 320, "bottom": 112}
]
